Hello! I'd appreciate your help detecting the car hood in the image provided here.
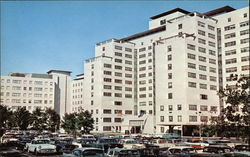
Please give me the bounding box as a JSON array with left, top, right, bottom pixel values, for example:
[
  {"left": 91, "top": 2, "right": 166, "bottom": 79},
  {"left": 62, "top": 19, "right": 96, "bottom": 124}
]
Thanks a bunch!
[{"left": 38, "top": 144, "right": 56, "bottom": 149}]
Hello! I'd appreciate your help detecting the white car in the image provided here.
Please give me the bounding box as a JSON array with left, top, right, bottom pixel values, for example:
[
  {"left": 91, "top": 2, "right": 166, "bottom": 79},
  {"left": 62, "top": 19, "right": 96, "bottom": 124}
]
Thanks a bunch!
[
  {"left": 120, "top": 139, "right": 145, "bottom": 149},
  {"left": 26, "top": 139, "right": 56, "bottom": 155}
]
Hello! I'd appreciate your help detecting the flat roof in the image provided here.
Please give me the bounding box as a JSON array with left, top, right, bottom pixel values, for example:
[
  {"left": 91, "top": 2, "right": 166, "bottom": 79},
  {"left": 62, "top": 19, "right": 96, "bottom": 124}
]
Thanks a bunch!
[
  {"left": 203, "top": 6, "right": 235, "bottom": 17},
  {"left": 150, "top": 8, "right": 190, "bottom": 20},
  {"left": 47, "top": 70, "right": 72, "bottom": 74},
  {"left": 120, "top": 26, "right": 166, "bottom": 42},
  {"left": 76, "top": 73, "right": 84, "bottom": 77}
]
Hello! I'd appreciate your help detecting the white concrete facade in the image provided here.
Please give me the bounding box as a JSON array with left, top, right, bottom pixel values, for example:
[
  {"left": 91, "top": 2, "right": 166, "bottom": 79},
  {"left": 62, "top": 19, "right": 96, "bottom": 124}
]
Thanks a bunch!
[{"left": 0, "top": 70, "right": 72, "bottom": 117}]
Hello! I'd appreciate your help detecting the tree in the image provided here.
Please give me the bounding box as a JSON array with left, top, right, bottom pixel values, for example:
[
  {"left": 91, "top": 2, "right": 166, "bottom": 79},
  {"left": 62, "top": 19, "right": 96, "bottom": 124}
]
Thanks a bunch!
[
  {"left": 211, "top": 75, "right": 250, "bottom": 147},
  {"left": 61, "top": 110, "right": 94, "bottom": 136},
  {"left": 77, "top": 110, "right": 94, "bottom": 134},
  {"left": 31, "top": 107, "right": 45, "bottom": 131},
  {"left": 0, "top": 105, "right": 14, "bottom": 137},
  {"left": 45, "top": 108, "right": 60, "bottom": 132},
  {"left": 14, "top": 107, "right": 32, "bottom": 130},
  {"left": 61, "top": 112, "right": 78, "bottom": 135}
]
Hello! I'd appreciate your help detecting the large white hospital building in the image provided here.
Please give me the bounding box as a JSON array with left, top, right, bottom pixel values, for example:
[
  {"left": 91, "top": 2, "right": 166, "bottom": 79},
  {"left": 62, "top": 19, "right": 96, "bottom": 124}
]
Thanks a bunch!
[{"left": 1, "top": 6, "right": 249, "bottom": 135}]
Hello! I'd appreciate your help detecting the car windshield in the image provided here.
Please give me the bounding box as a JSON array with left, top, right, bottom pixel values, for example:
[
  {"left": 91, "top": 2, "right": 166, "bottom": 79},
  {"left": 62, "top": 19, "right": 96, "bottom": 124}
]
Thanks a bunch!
[
  {"left": 81, "top": 150, "right": 104, "bottom": 157},
  {"left": 35, "top": 140, "right": 50, "bottom": 144}
]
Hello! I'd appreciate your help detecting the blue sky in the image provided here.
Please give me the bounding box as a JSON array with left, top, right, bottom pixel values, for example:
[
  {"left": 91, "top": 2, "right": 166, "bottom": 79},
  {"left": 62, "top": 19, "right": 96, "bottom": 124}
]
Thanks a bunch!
[{"left": 1, "top": 1, "right": 248, "bottom": 77}]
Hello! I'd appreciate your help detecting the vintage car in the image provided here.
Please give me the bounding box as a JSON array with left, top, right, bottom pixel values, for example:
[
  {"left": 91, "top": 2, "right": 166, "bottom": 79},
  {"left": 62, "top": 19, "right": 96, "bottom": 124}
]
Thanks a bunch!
[
  {"left": 63, "top": 147, "right": 107, "bottom": 157},
  {"left": 26, "top": 139, "right": 56, "bottom": 155},
  {"left": 54, "top": 138, "right": 78, "bottom": 154},
  {"left": 107, "top": 148, "right": 140, "bottom": 157},
  {"left": 168, "top": 146, "right": 197, "bottom": 157},
  {"left": 120, "top": 139, "right": 145, "bottom": 149},
  {"left": 89, "top": 137, "right": 123, "bottom": 152},
  {"left": 202, "top": 145, "right": 234, "bottom": 154}
]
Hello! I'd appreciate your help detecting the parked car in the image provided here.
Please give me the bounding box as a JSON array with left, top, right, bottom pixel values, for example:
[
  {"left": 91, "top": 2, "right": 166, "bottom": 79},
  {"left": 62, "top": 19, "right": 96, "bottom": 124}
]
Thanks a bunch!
[
  {"left": 54, "top": 138, "right": 78, "bottom": 154},
  {"left": 168, "top": 146, "right": 196, "bottom": 157},
  {"left": 120, "top": 139, "right": 145, "bottom": 149},
  {"left": 26, "top": 139, "right": 57, "bottom": 155},
  {"left": 15, "top": 138, "right": 32, "bottom": 150},
  {"left": 63, "top": 147, "right": 107, "bottom": 157},
  {"left": 90, "top": 137, "right": 123, "bottom": 152},
  {"left": 107, "top": 148, "right": 140, "bottom": 157},
  {"left": 234, "top": 144, "right": 250, "bottom": 152},
  {"left": 202, "top": 145, "right": 234, "bottom": 154}
]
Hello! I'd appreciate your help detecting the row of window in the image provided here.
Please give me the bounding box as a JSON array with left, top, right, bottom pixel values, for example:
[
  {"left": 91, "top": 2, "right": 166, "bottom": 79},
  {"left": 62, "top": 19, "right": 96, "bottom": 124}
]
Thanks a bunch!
[
  {"left": 197, "top": 30, "right": 216, "bottom": 39},
  {"left": 187, "top": 72, "right": 217, "bottom": 82},
  {"left": 188, "top": 82, "right": 217, "bottom": 90},
  {"left": 3, "top": 99, "right": 53, "bottom": 104},
  {"left": 226, "top": 65, "right": 250, "bottom": 73},
  {"left": 103, "top": 92, "right": 132, "bottom": 98},
  {"left": 1, "top": 92, "right": 53, "bottom": 98},
  {"left": 103, "top": 109, "right": 132, "bottom": 115},
  {"left": 160, "top": 104, "right": 216, "bottom": 112},
  {"left": 1, "top": 79, "right": 53, "bottom": 86},
  {"left": 1, "top": 86, "right": 53, "bottom": 92},
  {"left": 187, "top": 62, "right": 217, "bottom": 73},
  {"left": 188, "top": 53, "right": 216, "bottom": 64},
  {"left": 114, "top": 52, "right": 133, "bottom": 59},
  {"left": 103, "top": 85, "right": 133, "bottom": 91},
  {"left": 197, "top": 21, "right": 215, "bottom": 31},
  {"left": 114, "top": 45, "right": 133, "bottom": 53},
  {"left": 103, "top": 78, "right": 133, "bottom": 85},
  {"left": 224, "top": 21, "right": 249, "bottom": 31}
]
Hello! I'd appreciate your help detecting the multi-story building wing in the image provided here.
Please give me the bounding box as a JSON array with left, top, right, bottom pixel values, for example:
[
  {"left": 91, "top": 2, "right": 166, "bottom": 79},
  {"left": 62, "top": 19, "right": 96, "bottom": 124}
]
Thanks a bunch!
[
  {"left": 71, "top": 73, "right": 84, "bottom": 112},
  {"left": 0, "top": 70, "right": 72, "bottom": 117},
  {"left": 1, "top": 73, "right": 55, "bottom": 111},
  {"left": 208, "top": 6, "right": 249, "bottom": 87},
  {"left": 83, "top": 39, "right": 136, "bottom": 132}
]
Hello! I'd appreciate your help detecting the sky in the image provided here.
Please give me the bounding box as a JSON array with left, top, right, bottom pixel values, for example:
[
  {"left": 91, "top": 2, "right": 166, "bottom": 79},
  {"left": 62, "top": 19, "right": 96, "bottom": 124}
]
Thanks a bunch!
[{"left": 1, "top": 0, "right": 248, "bottom": 78}]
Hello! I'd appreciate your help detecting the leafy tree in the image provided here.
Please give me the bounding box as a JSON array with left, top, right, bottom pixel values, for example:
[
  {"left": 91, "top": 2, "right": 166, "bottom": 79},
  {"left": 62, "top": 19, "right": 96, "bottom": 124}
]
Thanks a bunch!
[
  {"left": 77, "top": 110, "right": 94, "bottom": 134},
  {"left": 61, "top": 112, "right": 78, "bottom": 135},
  {"left": 45, "top": 108, "right": 60, "bottom": 132},
  {"left": 14, "top": 107, "right": 32, "bottom": 130},
  {"left": 61, "top": 110, "right": 94, "bottom": 136},
  {"left": 31, "top": 107, "right": 45, "bottom": 131},
  {"left": 0, "top": 105, "right": 14, "bottom": 137},
  {"left": 210, "top": 75, "right": 250, "bottom": 147}
]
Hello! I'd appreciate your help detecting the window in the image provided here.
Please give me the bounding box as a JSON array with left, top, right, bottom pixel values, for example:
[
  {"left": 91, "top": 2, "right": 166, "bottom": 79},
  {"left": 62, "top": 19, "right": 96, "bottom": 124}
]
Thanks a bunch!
[
  {"left": 226, "top": 67, "right": 237, "bottom": 73},
  {"left": 125, "top": 67, "right": 132, "bottom": 71},
  {"left": 201, "top": 116, "right": 208, "bottom": 122},
  {"left": 125, "top": 73, "right": 132, "bottom": 78},
  {"left": 161, "top": 127, "right": 165, "bottom": 133},
  {"left": 167, "top": 45, "right": 172, "bottom": 52},
  {"left": 169, "top": 116, "right": 173, "bottom": 122},
  {"left": 178, "top": 115, "right": 182, "bottom": 122},
  {"left": 114, "top": 101, "right": 122, "bottom": 106},
  {"left": 160, "top": 116, "right": 164, "bottom": 122},
  {"left": 240, "top": 29, "right": 249, "bottom": 36},
  {"left": 198, "top": 47, "right": 206, "bottom": 53},
  {"left": 199, "top": 56, "right": 206, "bottom": 62},
  {"left": 199, "top": 65, "right": 206, "bottom": 71},
  {"left": 160, "top": 19, "right": 166, "bottom": 25},
  {"left": 103, "top": 126, "right": 111, "bottom": 131},
  {"left": 115, "top": 79, "right": 122, "bottom": 84},
  {"left": 115, "top": 65, "right": 122, "bottom": 70},
  {"left": 187, "top": 44, "right": 195, "bottom": 50},
  {"left": 188, "top": 72, "right": 196, "bottom": 78},
  {"left": 200, "top": 94, "right": 208, "bottom": 100},
  {"left": 125, "top": 87, "right": 132, "bottom": 91},
  {"left": 177, "top": 104, "right": 182, "bottom": 110},
  {"left": 198, "top": 38, "right": 206, "bottom": 44},
  {"left": 114, "top": 93, "right": 122, "bottom": 97},
  {"left": 103, "top": 92, "right": 111, "bottom": 97},
  {"left": 188, "top": 63, "right": 196, "bottom": 69},
  {"left": 226, "top": 58, "right": 237, "bottom": 64},
  {"left": 104, "top": 78, "right": 112, "bottom": 82},
  {"left": 125, "top": 48, "right": 132, "bottom": 52},
  {"left": 241, "top": 47, "right": 249, "bottom": 53},
  {"left": 225, "top": 49, "right": 236, "bottom": 56},
  {"left": 243, "top": 13, "right": 248, "bottom": 18},
  {"left": 115, "top": 72, "right": 122, "bottom": 77},
  {"left": 199, "top": 83, "right": 207, "bottom": 89},
  {"left": 208, "top": 25, "right": 215, "bottom": 31},
  {"left": 209, "top": 58, "right": 216, "bottom": 64},
  {"left": 168, "top": 73, "right": 172, "bottom": 79},
  {"left": 115, "top": 45, "right": 122, "bottom": 50},
  {"left": 242, "top": 65, "right": 250, "bottom": 71},
  {"left": 198, "top": 30, "right": 205, "bottom": 36},
  {"left": 115, "top": 118, "right": 122, "bottom": 122},
  {"left": 188, "top": 82, "right": 196, "bottom": 88},
  {"left": 104, "top": 63, "right": 112, "bottom": 68},
  {"left": 208, "top": 41, "right": 215, "bottom": 47},
  {"left": 240, "top": 38, "right": 250, "bottom": 44},
  {"left": 189, "top": 116, "right": 197, "bottom": 122},
  {"left": 210, "top": 76, "right": 217, "bottom": 82},
  {"left": 209, "top": 67, "right": 216, "bottom": 73},
  {"left": 139, "top": 54, "right": 146, "bottom": 58},
  {"left": 228, "top": 18, "right": 231, "bottom": 22},
  {"left": 210, "top": 106, "right": 218, "bottom": 112},
  {"left": 168, "top": 93, "right": 173, "bottom": 99},
  {"left": 200, "top": 105, "right": 208, "bottom": 111},
  {"left": 160, "top": 105, "right": 164, "bottom": 111},
  {"left": 104, "top": 71, "right": 112, "bottom": 75},
  {"left": 188, "top": 53, "right": 196, "bottom": 60},
  {"left": 125, "top": 110, "right": 132, "bottom": 114},
  {"left": 208, "top": 33, "right": 215, "bottom": 39},
  {"left": 139, "top": 47, "right": 146, "bottom": 52},
  {"left": 139, "top": 102, "right": 146, "bottom": 106},
  {"left": 103, "top": 109, "right": 111, "bottom": 114},
  {"left": 115, "top": 86, "right": 122, "bottom": 91},
  {"left": 225, "top": 41, "right": 236, "bottom": 47},
  {"left": 189, "top": 104, "right": 197, "bottom": 110},
  {"left": 224, "top": 24, "right": 235, "bottom": 31},
  {"left": 103, "top": 118, "right": 111, "bottom": 122},
  {"left": 168, "top": 82, "right": 172, "bottom": 88},
  {"left": 114, "top": 58, "right": 122, "bottom": 63},
  {"left": 139, "top": 94, "right": 146, "bottom": 98},
  {"left": 178, "top": 24, "right": 182, "bottom": 29},
  {"left": 224, "top": 32, "right": 236, "bottom": 39},
  {"left": 198, "top": 21, "right": 205, "bottom": 27},
  {"left": 168, "top": 55, "right": 172, "bottom": 61},
  {"left": 139, "top": 60, "right": 146, "bottom": 64},
  {"left": 168, "top": 64, "right": 172, "bottom": 70},
  {"left": 125, "top": 54, "right": 132, "bottom": 58},
  {"left": 210, "top": 85, "right": 217, "bottom": 90},
  {"left": 240, "top": 21, "right": 249, "bottom": 27},
  {"left": 209, "top": 50, "right": 216, "bottom": 56},
  {"left": 241, "top": 56, "right": 250, "bottom": 62},
  {"left": 169, "top": 105, "right": 173, "bottom": 111}
]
